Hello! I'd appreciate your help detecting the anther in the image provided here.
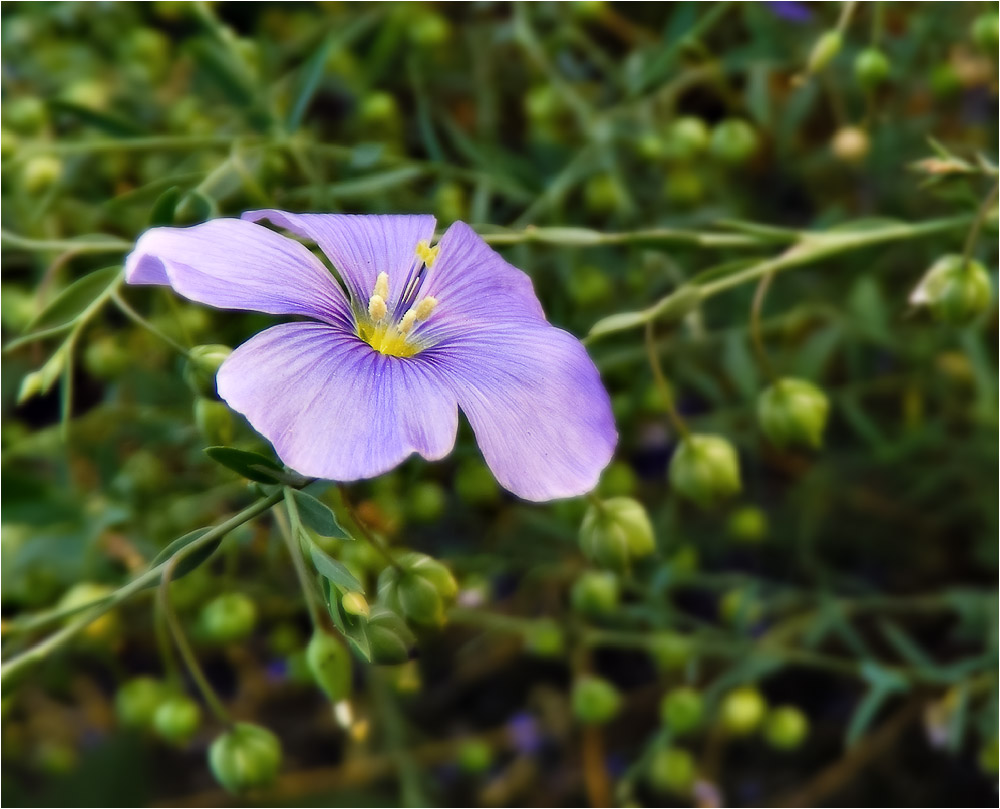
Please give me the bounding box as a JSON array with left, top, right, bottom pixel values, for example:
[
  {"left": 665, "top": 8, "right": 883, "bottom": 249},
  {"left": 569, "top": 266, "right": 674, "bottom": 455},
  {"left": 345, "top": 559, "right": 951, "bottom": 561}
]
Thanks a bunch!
[
  {"left": 368, "top": 294, "right": 387, "bottom": 322},
  {"left": 373, "top": 272, "right": 389, "bottom": 301},
  {"left": 397, "top": 310, "right": 417, "bottom": 335},
  {"left": 415, "top": 240, "right": 440, "bottom": 268},
  {"left": 413, "top": 296, "right": 438, "bottom": 320}
]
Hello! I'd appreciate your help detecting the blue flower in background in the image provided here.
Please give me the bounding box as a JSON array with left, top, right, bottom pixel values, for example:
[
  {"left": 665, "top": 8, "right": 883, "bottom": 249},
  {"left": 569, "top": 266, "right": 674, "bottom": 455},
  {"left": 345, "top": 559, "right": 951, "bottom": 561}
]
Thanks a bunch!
[
  {"left": 766, "top": 1, "right": 813, "bottom": 23},
  {"left": 126, "top": 212, "right": 617, "bottom": 501}
]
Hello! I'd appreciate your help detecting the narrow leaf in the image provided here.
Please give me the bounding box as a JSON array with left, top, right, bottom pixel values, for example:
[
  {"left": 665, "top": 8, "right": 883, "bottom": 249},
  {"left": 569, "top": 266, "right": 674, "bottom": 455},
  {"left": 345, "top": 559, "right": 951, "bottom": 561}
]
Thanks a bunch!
[
  {"left": 204, "top": 446, "right": 285, "bottom": 483},
  {"left": 310, "top": 544, "right": 365, "bottom": 593},
  {"left": 25, "top": 266, "right": 121, "bottom": 332},
  {"left": 290, "top": 490, "right": 349, "bottom": 538},
  {"left": 148, "top": 528, "right": 221, "bottom": 584}
]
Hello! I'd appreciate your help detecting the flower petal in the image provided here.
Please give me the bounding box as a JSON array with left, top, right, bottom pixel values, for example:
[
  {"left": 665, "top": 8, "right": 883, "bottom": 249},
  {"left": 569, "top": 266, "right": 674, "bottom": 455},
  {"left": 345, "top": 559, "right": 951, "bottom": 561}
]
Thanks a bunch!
[
  {"left": 242, "top": 210, "right": 437, "bottom": 309},
  {"left": 418, "top": 222, "right": 545, "bottom": 337},
  {"left": 426, "top": 319, "right": 617, "bottom": 501},
  {"left": 125, "top": 219, "right": 351, "bottom": 327},
  {"left": 217, "top": 322, "right": 458, "bottom": 481}
]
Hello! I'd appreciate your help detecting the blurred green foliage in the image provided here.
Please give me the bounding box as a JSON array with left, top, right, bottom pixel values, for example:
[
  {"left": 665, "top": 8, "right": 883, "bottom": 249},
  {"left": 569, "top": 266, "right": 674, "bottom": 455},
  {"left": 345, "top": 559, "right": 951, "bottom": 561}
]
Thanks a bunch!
[{"left": 1, "top": 2, "right": 997, "bottom": 807}]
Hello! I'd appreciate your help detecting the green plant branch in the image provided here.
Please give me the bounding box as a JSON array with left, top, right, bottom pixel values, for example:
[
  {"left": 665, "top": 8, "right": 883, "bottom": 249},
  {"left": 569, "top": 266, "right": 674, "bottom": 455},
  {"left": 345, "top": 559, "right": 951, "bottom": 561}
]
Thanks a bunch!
[
  {"left": 644, "top": 321, "right": 690, "bottom": 438},
  {"left": 0, "top": 488, "right": 285, "bottom": 688},
  {"left": 279, "top": 489, "right": 327, "bottom": 629}
]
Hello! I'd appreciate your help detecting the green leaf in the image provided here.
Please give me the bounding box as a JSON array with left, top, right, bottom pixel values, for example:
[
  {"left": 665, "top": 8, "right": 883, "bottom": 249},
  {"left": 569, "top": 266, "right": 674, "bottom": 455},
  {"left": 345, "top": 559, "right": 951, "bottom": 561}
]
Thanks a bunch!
[
  {"left": 25, "top": 266, "right": 121, "bottom": 333},
  {"left": 320, "top": 579, "right": 373, "bottom": 662},
  {"left": 204, "top": 446, "right": 285, "bottom": 483},
  {"left": 49, "top": 99, "right": 146, "bottom": 136},
  {"left": 149, "top": 186, "right": 182, "bottom": 227},
  {"left": 148, "top": 528, "right": 221, "bottom": 584},
  {"left": 290, "top": 490, "right": 349, "bottom": 538},
  {"left": 310, "top": 544, "right": 365, "bottom": 593},
  {"left": 17, "top": 343, "right": 70, "bottom": 404}
]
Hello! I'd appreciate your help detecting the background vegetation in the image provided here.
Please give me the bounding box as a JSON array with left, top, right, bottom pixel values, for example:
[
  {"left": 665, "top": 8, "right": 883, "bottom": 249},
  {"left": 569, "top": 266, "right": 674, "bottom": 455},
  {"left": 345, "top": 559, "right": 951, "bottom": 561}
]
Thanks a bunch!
[{"left": 2, "top": 2, "right": 997, "bottom": 806}]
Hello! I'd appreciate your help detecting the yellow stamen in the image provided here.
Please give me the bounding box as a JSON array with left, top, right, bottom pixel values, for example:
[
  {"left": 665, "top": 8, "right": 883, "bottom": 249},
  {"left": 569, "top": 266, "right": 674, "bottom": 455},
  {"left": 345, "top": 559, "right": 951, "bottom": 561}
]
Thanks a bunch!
[
  {"left": 373, "top": 271, "right": 389, "bottom": 301},
  {"left": 413, "top": 296, "right": 438, "bottom": 321},
  {"left": 368, "top": 294, "right": 387, "bottom": 322},
  {"left": 415, "top": 240, "right": 440, "bottom": 267},
  {"left": 397, "top": 310, "right": 417, "bottom": 335}
]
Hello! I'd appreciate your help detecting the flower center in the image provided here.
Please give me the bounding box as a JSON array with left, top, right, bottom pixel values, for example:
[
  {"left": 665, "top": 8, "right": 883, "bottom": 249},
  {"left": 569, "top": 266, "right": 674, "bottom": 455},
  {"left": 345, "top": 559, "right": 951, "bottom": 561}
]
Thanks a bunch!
[{"left": 356, "top": 243, "right": 439, "bottom": 358}]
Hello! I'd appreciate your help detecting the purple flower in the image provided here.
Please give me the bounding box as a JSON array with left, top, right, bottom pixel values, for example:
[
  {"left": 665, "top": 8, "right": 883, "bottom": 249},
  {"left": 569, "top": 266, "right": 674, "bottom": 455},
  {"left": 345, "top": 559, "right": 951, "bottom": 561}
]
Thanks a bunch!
[{"left": 125, "top": 212, "right": 617, "bottom": 501}]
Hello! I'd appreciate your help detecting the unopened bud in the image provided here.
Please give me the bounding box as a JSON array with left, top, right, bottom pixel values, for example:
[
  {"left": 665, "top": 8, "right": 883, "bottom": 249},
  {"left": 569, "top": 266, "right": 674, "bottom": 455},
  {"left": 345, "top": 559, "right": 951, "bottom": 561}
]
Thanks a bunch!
[
  {"left": 306, "top": 631, "right": 352, "bottom": 702},
  {"left": 831, "top": 126, "right": 870, "bottom": 164},
  {"left": 579, "top": 496, "right": 655, "bottom": 570},
  {"left": 669, "top": 435, "right": 741, "bottom": 507},
  {"left": 854, "top": 47, "right": 891, "bottom": 89},
  {"left": 367, "top": 606, "right": 416, "bottom": 665},
  {"left": 378, "top": 552, "right": 458, "bottom": 627},
  {"left": 709, "top": 118, "right": 759, "bottom": 165},
  {"left": 807, "top": 31, "right": 842, "bottom": 74},
  {"left": 764, "top": 705, "right": 810, "bottom": 750},
  {"left": 153, "top": 695, "right": 202, "bottom": 746},
  {"left": 757, "top": 378, "right": 830, "bottom": 449},
  {"left": 570, "top": 570, "right": 620, "bottom": 616},
  {"left": 647, "top": 747, "right": 696, "bottom": 795},
  {"left": 910, "top": 255, "right": 992, "bottom": 326},
  {"left": 660, "top": 686, "right": 704, "bottom": 736},
  {"left": 199, "top": 592, "right": 257, "bottom": 644},
  {"left": 571, "top": 676, "right": 622, "bottom": 725},
  {"left": 184, "top": 344, "right": 232, "bottom": 397},
  {"left": 194, "top": 397, "right": 234, "bottom": 445},
  {"left": 720, "top": 686, "right": 767, "bottom": 736},
  {"left": 209, "top": 723, "right": 282, "bottom": 794}
]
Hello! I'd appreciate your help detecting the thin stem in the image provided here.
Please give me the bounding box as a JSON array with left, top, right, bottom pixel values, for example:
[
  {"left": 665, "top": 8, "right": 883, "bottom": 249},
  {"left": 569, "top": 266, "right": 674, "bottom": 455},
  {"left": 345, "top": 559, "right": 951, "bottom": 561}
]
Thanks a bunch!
[
  {"left": 749, "top": 270, "right": 779, "bottom": 382},
  {"left": 337, "top": 486, "right": 403, "bottom": 573},
  {"left": 111, "top": 291, "right": 192, "bottom": 356},
  {"left": 644, "top": 321, "right": 690, "bottom": 439},
  {"left": 2, "top": 489, "right": 284, "bottom": 685},
  {"left": 278, "top": 492, "right": 325, "bottom": 629},
  {"left": 870, "top": 1, "right": 885, "bottom": 44},
  {"left": 0, "top": 229, "right": 132, "bottom": 253},
  {"left": 960, "top": 181, "right": 999, "bottom": 269},
  {"left": 158, "top": 555, "right": 231, "bottom": 723},
  {"left": 835, "top": 1, "right": 859, "bottom": 34}
]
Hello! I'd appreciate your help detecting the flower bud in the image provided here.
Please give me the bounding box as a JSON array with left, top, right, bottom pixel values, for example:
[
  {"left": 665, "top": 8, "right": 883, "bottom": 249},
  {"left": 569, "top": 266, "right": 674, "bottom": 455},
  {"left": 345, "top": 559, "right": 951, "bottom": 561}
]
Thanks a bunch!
[
  {"left": 183, "top": 344, "right": 232, "bottom": 397},
  {"left": 367, "top": 605, "right": 417, "bottom": 665},
  {"left": 854, "top": 47, "right": 891, "bottom": 89},
  {"left": 570, "top": 570, "right": 620, "bottom": 617},
  {"left": 807, "top": 31, "right": 842, "bottom": 74},
  {"left": 579, "top": 497, "right": 655, "bottom": 570},
  {"left": 199, "top": 592, "right": 257, "bottom": 644},
  {"left": 662, "top": 116, "right": 710, "bottom": 161},
  {"left": 378, "top": 552, "right": 458, "bottom": 627},
  {"left": 719, "top": 686, "right": 767, "bottom": 736},
  {"left": 153, "top": 695, "right": 202, "bottom": 746},
  {"left": 571, "top": 676, "right": 622, "bottom": 725},
  {"left": 22, "top": 155, "right": 62, "bottom": 193},
  {"left": 457, "top": 739, "right": 493, "bottom": 774},
  {"left": 523, "top": 618, "right": 565, "bottom": 658},
  {"left": 910, "top": 255, "right": 992, "bottom": 326},
  {"left": 972, "top": 13, "right": 999, "bottom": 51},
  {"left": 727, "top": 506, "right": 768, "bottom": 543},
  {"left": 709, "top": 119, "right": 758, "bottom": 165},
  {"left": 194, "top": 398, "right": 235, "bottom": 445},
  {"left": 306, "top": 631, "right": 352, "bottom": 702},
  {"left": 359, "top": 91, "right": 399, "bottom": 126},
  {"left": 660, "top": 686, "right": 704, "bottom": 736},
  {"left": 647, "top": 747, "right": 696, "bottom": 795},
  {"left": 757, "top": 378, "right": 830, "bottom": 449},
  {"left": 208, "top": 722, "right": 282, "bottom": 794},
  {"left": 669, "top": 435, "right": 741, "bottom": 507},
  {"left": 831, "top": 125, "right": 870, "bottom": 164},
  {"left": 115, "top": 677, "right": 169, "bottom": 729},
  {"left": 764, "top": 705, "right": 809, "bottom": 750},
  {"left": 648, "top": 632, "right": 693, "bottom": 671},
  {"left": 341, "top": 590, "right": 370, "bottom": 618}
]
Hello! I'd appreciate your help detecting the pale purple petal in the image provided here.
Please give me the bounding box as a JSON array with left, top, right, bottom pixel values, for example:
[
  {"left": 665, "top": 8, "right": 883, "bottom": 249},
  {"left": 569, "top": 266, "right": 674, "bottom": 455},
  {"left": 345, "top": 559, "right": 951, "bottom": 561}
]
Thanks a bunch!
[
  {"left": 216, "top": 322, "right": 458, "bottom": 481},
  {"left": 125, "top": 219, "right": 352, "bottom": 327},
  {"left": 241, "top": 210, "right": 436, "bottom": 309},
  {"left": 424, "top": 319, "right": 617, "bottom": 501},
  {"left": 417, "top": 222, "right": 544, "bottom": 340}
]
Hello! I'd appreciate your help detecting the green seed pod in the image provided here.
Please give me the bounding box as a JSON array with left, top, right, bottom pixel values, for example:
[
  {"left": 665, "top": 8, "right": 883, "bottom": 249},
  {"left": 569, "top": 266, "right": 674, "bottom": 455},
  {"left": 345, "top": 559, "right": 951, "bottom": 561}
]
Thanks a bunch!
[
  {"left": 199, "top": 593, "right": 258, "bottom": 644},
  {"left": 659, "top": 687, "right": 704, "bottom": 736},
  {"left": 807, "top": 31, "right": 842, "bottom": 74},
  {"left": 368, "top": 606, "right": 416, "bottom": 665},
  {"left": 183, "top": 344, "right": 232, "bottom": 397},
  {"left": 757, "top": 378, "right": 830, "bottom": 450},
  {"left": 764, "top": 705, "right": 810, "bottom": 750},
  {"left": 911, "top": 255, "right": 992, "bottom": 326},
  {"left": 854, "top": 47, "right": 891, "bottom": 89},
  {"left": 5, "top": 96, "right": 47, "bottom": 134},
  {"left": 571, "top": 676, "right": 622, "bottom": 725},
  {"left": 648, "top": 632, "right": 693, "bottom": 671},
  {"left": 719, "top": 686, "right": 768, "bottom": 736},
  {"left": 22, "top": 155, "right": 62, "bottom": 193},
  {"left": 208, "top": 722, "right": 282, "bottom": 794},
  {"left": 379, "top": 552, "right": 458, "bottom": 627},
  {"left": 523, "top": 618, "right": 565, "bottom": 657},
  {"left": 570, "top": 570, "right": 621, "bottom": 616},
  {"left": 584, "top": 174, "right": 626, "bottom": 215},
  {"left": 709, "top": 119, "right": 759, "bottom": 165},
  {"left": 153, "top": 695, "right": 202, "bottom": 746},
  {"left": 359, "top": 91, "right": 399, "bottom": 126},
  {"left": 718, "top": 588, "right": 764, "bottom": 627},
  {"left": 647, "top": 747, "right": 696, "bottom": 795},
  {"left": 726, "top": 506, "right": 768, "bottom": 543},
  {"left": 407, "top": 11, "right": 451, "bottom": 48},
  {"left": 306, "top": 631, "right": 352, "bottom": 702},
  {"left": 662, "top": 116, "right": 710, "bottom": 161},
  {"left": 194, "top": 398, "right": 235, "bottom": 446},
  {"left": 457, "top": 739, "right": 493, "bottom": 774},
  {"left": 579, "top": 497, "right": 655, "bottom": 571},
  {"left": 971, "top": 13, "right": 999, "bottom": 51},
  {"left": 669, "top": 435, "right": 741, "bottom": 507},
  {"left": 115, "top": 677, "right": 169, "bottom": 729}
]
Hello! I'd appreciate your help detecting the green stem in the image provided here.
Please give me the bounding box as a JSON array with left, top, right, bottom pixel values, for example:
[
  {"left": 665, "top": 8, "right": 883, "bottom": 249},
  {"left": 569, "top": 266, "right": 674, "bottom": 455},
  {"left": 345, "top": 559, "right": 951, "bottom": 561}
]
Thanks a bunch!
[
  {"left": 644, "top": 321, "right": 690, "bottom": 439},
  {"left": 111, "top": 291, "right": 192, "bottom": 356},
  {"left": 279, "top": 491, "right": 326, "bottom": 629},
  {"left": 749, "top": 270, "right": 778, "bottom": 382},
  {"left": 960, "top": 181, "right": 999, "bottom": 269},
  {"left": 1, "top": 489, "right": 284, "bottom": 687},
  {"left": 336, "top": 486, "right": 402, "bottom": 573},
  {"left": 158, "top": 554, "right": 231, "bottom": 723}
]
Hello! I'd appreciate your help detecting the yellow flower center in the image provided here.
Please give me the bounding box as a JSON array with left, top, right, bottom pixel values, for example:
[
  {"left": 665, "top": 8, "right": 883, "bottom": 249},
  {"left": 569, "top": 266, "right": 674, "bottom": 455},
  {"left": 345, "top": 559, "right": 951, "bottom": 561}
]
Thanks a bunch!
[{"left": 357, "top": 248, "right": 439, "bottom": 358}]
